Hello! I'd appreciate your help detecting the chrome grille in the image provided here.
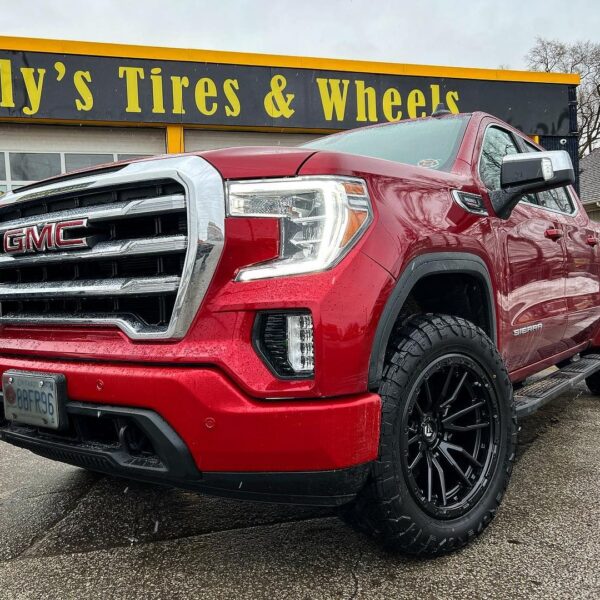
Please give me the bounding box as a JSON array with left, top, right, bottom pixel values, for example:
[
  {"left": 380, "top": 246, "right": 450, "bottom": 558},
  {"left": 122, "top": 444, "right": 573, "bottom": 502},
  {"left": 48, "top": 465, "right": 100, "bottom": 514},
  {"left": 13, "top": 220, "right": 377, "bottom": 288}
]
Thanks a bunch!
[{"left": 0, "top": 156, "right": 225, "bottom": 340}]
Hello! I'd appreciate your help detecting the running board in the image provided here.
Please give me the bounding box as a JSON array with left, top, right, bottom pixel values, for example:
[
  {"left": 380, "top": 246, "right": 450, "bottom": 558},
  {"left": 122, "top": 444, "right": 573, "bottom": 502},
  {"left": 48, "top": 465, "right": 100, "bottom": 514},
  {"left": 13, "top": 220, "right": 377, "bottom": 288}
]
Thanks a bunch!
[{"left": 514, "top": 353, "right": 600, "bottom": 418}]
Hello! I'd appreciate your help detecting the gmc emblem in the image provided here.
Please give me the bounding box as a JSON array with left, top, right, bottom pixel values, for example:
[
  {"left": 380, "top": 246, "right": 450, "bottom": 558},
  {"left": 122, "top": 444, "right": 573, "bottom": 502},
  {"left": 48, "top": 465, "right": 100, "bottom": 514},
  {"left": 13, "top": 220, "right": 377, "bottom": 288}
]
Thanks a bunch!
[{"left": 3, "top": 219, "right": 90, "bottom": 254}]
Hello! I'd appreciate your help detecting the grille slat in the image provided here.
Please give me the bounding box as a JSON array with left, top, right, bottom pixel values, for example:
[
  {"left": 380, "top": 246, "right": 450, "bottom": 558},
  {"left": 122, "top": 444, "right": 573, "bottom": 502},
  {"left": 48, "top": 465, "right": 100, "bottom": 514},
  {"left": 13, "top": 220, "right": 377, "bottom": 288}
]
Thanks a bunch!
[
  {"left": 0, "top": 157, "right": 225, "bottom": 339},
  {"left": 0, "top": 173, "right": 189, "bottom": 331},
  {"left": 0, "top": 276, "right": 181, "bottom": 300},
  {"left": 0, "top": 235, "right": 187, "bottom": 267},
  {"left": 0, "top": 194, "right": 185, "bottom": 233}
]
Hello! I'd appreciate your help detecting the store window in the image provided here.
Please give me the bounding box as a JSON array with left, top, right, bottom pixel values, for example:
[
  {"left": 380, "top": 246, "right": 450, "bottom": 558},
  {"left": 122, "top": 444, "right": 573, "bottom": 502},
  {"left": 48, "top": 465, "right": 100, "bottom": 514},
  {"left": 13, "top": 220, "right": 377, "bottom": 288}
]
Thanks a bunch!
[
  {"left": 65, "top": 153, "right": 113, "bottom": 172},
  {"left": 0, "top": 151, "right": 155, "bottom": 194},
  {"left": 117, "top": 154, "right": 151, "bottom": 161},
  {"left": 0, "top": 154, "right": 6, "bottom": 197},
  {"left": 9, "top": 152, "right": 62, "bottom": 181}
]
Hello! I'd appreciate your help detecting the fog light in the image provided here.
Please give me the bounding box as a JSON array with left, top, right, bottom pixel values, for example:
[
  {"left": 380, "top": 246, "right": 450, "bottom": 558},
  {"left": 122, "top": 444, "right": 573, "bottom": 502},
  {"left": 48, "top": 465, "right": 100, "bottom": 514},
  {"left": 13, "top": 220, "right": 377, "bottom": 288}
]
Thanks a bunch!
[
  {"left": 287, "top": 314, "right": 314, "bottom": 373},
  {"left": 253, "top": 312, "right": 314, "bottom": 378}
]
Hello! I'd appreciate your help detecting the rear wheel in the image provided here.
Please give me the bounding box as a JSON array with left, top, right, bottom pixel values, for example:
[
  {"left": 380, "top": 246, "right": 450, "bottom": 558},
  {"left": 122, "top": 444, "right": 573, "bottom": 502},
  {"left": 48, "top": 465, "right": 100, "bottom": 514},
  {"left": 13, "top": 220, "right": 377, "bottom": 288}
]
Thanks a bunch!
[
  {"left": 341, "top": 314, "right": 516, "bottom": 555},
  {"left": 585, "top": 370, "right": 600, "bottom": 395}
]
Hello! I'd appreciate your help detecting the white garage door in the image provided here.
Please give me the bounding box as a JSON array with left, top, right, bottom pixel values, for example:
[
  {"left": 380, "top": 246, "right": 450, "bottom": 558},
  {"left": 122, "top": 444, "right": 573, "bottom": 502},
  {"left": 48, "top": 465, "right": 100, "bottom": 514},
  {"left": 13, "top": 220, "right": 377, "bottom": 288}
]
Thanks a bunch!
[
  {"left": 184, "top": 129, "right": 319, "bottom": 152},
  {"left": 0, "top": 124, "right": 166, "bottom": 196}
]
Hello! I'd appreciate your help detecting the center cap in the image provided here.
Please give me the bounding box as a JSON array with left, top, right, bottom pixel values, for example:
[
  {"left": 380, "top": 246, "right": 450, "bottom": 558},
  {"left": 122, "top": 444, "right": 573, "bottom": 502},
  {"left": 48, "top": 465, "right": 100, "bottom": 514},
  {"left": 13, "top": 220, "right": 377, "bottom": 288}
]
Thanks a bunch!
[{"left": 421, "top": 418, "right": 437, "bottom": 443}]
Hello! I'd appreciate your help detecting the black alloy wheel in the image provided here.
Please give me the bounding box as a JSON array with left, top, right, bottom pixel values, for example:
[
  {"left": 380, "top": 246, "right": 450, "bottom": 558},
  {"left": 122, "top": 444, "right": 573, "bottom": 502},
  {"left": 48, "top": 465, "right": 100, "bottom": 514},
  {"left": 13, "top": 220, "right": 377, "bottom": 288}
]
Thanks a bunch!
[
  {"left": 402, "top": 354, "right": 500, "bottom": 519},
  {"left": 340, "top": 314, "right": 516, "bottom": 555}
]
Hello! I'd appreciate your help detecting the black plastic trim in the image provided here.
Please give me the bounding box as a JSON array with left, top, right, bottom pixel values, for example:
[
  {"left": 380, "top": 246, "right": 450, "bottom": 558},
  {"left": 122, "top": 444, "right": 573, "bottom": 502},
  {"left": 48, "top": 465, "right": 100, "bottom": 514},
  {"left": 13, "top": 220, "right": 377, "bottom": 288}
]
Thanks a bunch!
[
  {"left": 368, "top": 252, "right": 496, "bottom": 390},
  {"left": 0, "top": 401, "right": 369, "bottom": 506}
]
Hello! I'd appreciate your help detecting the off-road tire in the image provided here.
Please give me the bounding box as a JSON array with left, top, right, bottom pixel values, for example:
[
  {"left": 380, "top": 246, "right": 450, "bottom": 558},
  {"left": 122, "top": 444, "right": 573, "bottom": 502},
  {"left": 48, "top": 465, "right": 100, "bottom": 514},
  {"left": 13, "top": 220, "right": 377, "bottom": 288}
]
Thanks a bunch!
[
  {"left": 585, "top": 370, "right": 600, "bottom": 395},
  {"left": 341, "top": 314, "right": 516, "bottom": 555}
]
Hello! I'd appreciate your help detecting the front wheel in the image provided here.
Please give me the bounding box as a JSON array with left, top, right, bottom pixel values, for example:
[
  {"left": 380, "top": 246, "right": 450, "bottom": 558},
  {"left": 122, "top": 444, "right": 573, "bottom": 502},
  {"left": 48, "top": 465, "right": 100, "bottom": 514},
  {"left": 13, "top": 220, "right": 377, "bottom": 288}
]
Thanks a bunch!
[{"left": 341, "top": 314, "right": 516, "bottom": 555}]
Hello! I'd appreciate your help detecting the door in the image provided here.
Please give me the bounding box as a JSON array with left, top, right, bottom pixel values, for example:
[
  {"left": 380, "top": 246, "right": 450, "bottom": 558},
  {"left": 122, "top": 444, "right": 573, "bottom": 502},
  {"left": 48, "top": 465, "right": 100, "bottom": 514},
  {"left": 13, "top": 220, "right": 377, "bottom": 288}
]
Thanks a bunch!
[
  {"left": 520, "top": 139, "right": 600, "bottom": 351},
  {"left": 476, "top": 124, "right": 569, "bottom": 373},
  {"left": 559, "top": 191, "right": 600, "bottom": 347}
]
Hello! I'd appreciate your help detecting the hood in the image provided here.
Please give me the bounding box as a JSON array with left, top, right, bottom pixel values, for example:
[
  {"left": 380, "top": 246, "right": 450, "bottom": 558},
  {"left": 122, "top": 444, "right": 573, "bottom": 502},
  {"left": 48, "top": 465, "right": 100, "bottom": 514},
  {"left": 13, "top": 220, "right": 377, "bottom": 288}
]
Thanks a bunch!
[
  {"left": 8, "top": 146, "right": 316, "bottom": 196},
  {"left": 195, "top": 146, "right": 317, "bottom": 179}
]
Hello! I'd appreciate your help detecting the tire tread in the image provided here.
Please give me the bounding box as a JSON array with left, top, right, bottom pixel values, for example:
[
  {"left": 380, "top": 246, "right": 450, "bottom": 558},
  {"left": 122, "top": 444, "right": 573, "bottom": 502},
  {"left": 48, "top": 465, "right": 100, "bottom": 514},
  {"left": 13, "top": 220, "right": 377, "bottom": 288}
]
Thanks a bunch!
[{"left": 341, "top": 313, "right": 517, "bottom": 556}]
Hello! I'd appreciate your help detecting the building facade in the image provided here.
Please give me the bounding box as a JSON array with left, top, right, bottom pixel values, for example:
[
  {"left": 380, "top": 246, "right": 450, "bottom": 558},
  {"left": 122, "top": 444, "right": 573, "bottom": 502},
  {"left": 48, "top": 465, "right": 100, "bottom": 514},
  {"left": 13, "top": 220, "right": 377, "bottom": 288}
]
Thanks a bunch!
[
  {"left": 0, "top": 36, "right": 580, "bottom": 195},
  {"left": 580, "top": 148, "right": 600, "bottom": 221}
]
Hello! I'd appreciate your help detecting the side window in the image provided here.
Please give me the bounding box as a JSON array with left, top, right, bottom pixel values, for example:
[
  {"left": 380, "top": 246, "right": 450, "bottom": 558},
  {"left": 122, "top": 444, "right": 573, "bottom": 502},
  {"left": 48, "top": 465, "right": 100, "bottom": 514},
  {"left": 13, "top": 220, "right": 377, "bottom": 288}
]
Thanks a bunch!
[
  {"left": 479, "top": 127, "right": 519, "bottom": 191},
  {"left": 522, "top": 141, "right": 575, "bottom": 214}
]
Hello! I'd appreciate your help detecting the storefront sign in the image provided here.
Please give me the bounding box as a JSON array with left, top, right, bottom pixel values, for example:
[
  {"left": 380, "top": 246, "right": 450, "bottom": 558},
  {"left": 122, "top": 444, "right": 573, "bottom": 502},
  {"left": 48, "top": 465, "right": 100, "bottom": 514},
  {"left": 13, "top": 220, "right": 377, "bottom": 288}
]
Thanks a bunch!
[{"left": 0, "top": 50, "right": 573, "bottom": 134}]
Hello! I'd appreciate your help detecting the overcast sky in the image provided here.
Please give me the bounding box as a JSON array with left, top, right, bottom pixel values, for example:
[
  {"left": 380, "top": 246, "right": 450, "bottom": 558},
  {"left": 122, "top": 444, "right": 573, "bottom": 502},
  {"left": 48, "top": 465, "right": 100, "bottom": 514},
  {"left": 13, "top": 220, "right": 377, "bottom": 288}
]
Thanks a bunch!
[{"left": 1, "top": 0, "right": 599, "bottom": 70}]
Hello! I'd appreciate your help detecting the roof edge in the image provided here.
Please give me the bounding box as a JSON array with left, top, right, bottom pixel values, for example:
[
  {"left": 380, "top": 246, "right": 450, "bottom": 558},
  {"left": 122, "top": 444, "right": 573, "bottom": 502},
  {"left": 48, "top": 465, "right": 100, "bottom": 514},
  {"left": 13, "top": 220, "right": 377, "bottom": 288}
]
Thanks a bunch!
[{"left": 0, "top": 35, "right": 581, "bottom": 85}]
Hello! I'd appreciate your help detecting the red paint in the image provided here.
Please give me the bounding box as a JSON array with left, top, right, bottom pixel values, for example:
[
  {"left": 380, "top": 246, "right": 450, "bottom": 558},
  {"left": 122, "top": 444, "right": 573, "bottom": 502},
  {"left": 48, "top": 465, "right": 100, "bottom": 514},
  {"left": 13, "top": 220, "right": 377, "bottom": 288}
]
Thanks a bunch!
[
  {"left": 0, "top": 355, "right": 380, "bottom": 472},
  {"left": 2, "top": 111, "right": 600, "bottom": 475}
]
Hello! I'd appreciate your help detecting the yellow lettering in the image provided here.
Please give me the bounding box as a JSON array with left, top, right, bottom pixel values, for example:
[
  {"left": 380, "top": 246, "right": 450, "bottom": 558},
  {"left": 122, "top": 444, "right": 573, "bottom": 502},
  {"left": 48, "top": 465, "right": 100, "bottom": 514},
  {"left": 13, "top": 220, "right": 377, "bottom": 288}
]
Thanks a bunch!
[
  {"left": 382, "top": 88, "right": 402, "bottom": 122},
  {"left": 194, "top": 77, "right": 218, "bottom": 116},
  {"left": 430, "top": 84, "right": 441, "bottom": 113},
  {"left": 355, "top": 80, "right": 377, "bottom": 122},
  {"left": 20, "top": 67, "right": 45, "bottom": 116},
  {"left": 223, "top": 78, "right": 240, "bottom": 117},
  {"left": 445, "top": 90, "right": 460, "bottom": 113},
  {"left": 407, "top": 89, "right": 426, "bottom": 119},
  {"left": 0, "top": 59, "right": 14, "bottom": 107},
  {"left": 171, "top": 76, "right": 189, "bottom": 115},
  {"left": 150, "top": 67, "right": 165, "bottom": 114},
  {"left": 74, "top": 71, "right": 93, "bottom": 111},
  {"left": 118, "top": 66, "right": 144, "bottom": 113},
  {"left": 315, "top": 78, "right": 349, "bottom": 121}
]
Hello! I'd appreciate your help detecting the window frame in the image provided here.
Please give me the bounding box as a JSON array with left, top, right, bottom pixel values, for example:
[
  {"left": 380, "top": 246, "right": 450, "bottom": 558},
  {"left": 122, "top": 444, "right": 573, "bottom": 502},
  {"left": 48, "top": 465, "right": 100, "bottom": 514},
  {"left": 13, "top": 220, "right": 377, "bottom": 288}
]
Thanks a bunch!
[
  {"left": 514, "top": 138, "right": 577, "bottom": 217},
  {"left": 476, "top": 122, "right": 578, "bottom": 218},
  {"left": 477, "top": 125, "right": 520, "bottom": 192}
]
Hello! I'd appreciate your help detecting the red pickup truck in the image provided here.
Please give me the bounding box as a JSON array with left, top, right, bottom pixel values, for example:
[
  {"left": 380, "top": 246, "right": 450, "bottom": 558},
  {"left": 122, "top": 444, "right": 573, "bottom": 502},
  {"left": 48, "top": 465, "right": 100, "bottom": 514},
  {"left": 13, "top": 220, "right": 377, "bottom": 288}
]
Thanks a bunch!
[{"left": 1, "top": 110, "right": 598, "bottom": 555}]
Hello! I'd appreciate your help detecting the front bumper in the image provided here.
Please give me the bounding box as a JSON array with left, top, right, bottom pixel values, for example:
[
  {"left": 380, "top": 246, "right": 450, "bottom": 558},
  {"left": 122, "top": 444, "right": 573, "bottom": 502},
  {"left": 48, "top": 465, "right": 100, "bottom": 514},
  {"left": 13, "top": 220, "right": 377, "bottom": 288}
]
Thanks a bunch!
[{"left": 0, "top": 355, "right": 381, "bottom": 505}]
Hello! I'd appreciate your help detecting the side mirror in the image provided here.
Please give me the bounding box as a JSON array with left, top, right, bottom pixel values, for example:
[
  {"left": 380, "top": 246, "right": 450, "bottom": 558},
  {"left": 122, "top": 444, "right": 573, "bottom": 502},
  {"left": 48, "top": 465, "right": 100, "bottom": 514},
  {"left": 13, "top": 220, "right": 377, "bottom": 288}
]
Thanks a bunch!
[{"left": 489, "top": 150, "right": 575, "bottom": 219}]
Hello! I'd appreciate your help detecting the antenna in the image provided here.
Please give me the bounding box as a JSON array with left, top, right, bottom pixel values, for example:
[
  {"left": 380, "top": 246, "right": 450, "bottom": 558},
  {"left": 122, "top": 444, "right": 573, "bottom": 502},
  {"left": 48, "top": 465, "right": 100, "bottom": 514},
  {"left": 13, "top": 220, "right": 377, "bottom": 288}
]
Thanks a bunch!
[{"left": 431, "top": 103, "right": 452, "bottom": 117}]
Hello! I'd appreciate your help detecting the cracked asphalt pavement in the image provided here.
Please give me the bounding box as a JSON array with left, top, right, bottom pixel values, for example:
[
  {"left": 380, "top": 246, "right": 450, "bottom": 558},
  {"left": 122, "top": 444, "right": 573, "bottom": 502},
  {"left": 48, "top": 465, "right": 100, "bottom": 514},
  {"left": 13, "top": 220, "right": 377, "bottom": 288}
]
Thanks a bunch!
[{"left": 1, "top": 384, "right": 599, "bottom": 599}]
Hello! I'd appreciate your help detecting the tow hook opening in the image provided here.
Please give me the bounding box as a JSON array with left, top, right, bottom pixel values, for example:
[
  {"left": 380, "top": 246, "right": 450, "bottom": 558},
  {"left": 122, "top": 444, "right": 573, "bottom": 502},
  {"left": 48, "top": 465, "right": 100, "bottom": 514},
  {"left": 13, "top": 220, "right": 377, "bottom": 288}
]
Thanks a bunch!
[{"left": 117, "top": 419, "right": 155, "bottom": 457}]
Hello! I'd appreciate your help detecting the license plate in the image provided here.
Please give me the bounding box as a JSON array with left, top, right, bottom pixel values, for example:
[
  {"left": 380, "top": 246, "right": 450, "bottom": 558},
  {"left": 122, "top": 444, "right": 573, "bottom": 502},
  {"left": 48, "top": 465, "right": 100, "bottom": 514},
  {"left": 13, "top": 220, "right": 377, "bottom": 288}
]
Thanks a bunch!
[{"left": 2, "top": 370, "right": 66, "bottom": 430}]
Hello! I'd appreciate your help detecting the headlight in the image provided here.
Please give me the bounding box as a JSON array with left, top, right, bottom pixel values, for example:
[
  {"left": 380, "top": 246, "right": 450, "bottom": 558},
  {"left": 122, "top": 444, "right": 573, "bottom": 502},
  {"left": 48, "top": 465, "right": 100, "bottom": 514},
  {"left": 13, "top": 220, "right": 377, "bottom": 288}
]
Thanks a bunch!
[{"left": 226, "top": 177, "right": 372, "bottom": 281}]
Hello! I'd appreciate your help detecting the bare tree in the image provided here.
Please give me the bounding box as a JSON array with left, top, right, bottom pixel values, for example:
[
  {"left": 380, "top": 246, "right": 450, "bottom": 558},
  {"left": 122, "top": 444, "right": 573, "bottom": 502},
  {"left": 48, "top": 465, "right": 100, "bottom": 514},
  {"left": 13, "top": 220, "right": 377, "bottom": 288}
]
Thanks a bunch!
[{"left": 526, "top": 37, "right": 600, "bottom": 157}]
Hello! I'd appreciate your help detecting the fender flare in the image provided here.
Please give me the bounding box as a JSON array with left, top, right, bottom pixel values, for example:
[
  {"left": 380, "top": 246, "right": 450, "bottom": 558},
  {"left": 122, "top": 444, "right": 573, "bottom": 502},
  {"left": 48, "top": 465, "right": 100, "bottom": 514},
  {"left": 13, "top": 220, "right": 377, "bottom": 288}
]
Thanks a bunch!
[{"left": 368, "top": 252, "right": 497, "bottom": 390}]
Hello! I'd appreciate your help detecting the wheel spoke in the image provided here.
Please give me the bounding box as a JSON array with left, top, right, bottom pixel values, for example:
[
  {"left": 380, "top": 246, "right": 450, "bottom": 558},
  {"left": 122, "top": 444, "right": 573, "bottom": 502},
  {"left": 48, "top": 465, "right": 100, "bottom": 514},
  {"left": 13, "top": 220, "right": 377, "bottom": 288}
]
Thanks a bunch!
[
  {"left": 423, "top": 378, "right": 433, "bottom": 410},
  {"left": 438, "top": 371, "right": 468, "bottom": 410},
  {"left": 431, "top": 456, "right": 447, "bottom": 506},
  {"left": 445, "top": 421, "right": 490, "bottom": 433},
  {"left": 408, "top": 433, "right": 420, "bottom": 445},
  {"left": 440, "top": 365, "right": 455, "bottom": 399},
  {"left": 444, "top": 441, "right": 483, "bottom": 468},
  {"left": 426, "top": 453, "right": 433, "bottom": 502},
  {"left": 413, "top": 398, "right": 425, "bottom": 418},
  {"left": 409, "top": 450, "right": 424, "bottom": 470},
  {"left": 439, "top": 443, "right": 472, "bottom": 487},
  {"left": 442, "top": 401, "right": 485, "bottom": 425}
]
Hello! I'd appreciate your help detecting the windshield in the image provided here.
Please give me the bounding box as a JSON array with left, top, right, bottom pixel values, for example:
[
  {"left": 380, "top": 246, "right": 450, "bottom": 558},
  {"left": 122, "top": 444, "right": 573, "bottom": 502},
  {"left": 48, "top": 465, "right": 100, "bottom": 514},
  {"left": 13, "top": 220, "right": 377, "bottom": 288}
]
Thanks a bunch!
[{"left": 303, "top": 115, "right": 469, "bottom": 172}]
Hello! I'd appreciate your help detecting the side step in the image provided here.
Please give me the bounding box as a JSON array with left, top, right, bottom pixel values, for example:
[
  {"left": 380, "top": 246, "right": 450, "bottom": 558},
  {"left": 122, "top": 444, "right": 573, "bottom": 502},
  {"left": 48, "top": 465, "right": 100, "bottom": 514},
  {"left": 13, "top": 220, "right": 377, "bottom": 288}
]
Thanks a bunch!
[{"left": 514, "top": 353, "right": 600, "bottom": 418}]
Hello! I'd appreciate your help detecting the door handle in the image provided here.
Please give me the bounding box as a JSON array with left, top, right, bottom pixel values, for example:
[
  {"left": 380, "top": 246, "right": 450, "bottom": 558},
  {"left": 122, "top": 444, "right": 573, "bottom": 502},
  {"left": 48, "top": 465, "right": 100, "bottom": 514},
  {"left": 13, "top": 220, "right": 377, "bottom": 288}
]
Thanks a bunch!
[
  {"left": 586, "top": 235, "right": 598, "bottom": 247},
  {"left": 545, "top": 227, "right": 563, "bottom": 241}
]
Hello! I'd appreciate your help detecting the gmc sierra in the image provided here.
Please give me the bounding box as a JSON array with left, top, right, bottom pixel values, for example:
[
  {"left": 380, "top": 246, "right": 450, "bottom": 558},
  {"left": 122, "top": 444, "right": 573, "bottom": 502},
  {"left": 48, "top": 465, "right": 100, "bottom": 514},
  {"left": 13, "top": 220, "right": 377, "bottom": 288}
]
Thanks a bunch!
[{"left": 1, "top": 109, "right": 598, "bottom": 556}]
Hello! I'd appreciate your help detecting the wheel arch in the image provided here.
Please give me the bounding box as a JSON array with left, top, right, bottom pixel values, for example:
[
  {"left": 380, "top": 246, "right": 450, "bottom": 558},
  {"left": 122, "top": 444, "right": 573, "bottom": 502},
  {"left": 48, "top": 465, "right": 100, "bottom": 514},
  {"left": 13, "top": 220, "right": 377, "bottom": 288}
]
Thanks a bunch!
[{"left": 368, "top": 252, "right": 497, "bottom": 390}]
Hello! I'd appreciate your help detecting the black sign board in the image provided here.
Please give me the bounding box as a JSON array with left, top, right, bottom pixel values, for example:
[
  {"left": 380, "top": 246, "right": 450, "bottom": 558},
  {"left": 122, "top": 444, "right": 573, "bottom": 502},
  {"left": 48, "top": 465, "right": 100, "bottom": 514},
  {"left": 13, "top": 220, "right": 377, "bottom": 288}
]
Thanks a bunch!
[{"left": 0, "top": 50, "right": 573, "bottom": 135}]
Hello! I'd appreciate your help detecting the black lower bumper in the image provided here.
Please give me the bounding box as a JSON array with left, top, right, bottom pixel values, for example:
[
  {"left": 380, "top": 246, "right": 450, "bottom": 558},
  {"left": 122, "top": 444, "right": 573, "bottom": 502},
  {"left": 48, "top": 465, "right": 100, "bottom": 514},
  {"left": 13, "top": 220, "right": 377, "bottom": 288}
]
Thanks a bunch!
[{"left": 0, "top": 402, "right": 370, "bottom": 507}]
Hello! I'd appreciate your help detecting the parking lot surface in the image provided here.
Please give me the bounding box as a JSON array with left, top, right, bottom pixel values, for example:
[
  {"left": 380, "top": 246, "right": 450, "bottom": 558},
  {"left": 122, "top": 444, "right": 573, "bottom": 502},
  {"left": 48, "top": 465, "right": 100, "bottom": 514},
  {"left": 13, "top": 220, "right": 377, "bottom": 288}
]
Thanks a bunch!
[{"left": 1, "top": 383, "right": 599, "bottom": 600}]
